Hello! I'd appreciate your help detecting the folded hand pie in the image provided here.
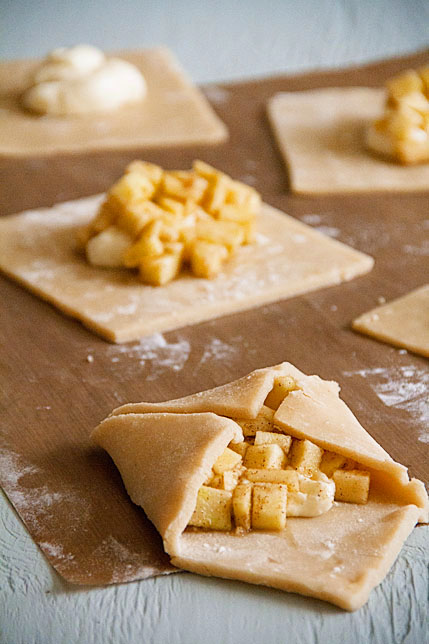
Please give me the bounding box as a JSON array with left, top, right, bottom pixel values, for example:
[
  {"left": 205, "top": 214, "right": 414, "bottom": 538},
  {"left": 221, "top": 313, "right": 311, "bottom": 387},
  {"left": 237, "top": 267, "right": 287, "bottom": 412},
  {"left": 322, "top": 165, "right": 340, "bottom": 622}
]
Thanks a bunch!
[{"left": 92, "top": 363, "right": 428, "bottom": 610}]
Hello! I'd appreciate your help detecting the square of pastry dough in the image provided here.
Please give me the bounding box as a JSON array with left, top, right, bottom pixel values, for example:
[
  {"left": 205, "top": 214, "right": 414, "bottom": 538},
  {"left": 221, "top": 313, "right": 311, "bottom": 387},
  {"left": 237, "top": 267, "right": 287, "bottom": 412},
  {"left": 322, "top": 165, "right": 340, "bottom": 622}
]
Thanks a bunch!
[
  {"left": 0, "top": 47, "right": 228, "bottom": 156},
  {"left": 92, "top": 362, "right": 428, "bottom": 610},
  {"left": 267, "top": 87, "right": 429, "bottom": 194},
  {"left": 0, "top": 194, "right": 373, "bottom": 342},
  {"left": 352, "top": 285, "right": 429, "bottom": 357}
]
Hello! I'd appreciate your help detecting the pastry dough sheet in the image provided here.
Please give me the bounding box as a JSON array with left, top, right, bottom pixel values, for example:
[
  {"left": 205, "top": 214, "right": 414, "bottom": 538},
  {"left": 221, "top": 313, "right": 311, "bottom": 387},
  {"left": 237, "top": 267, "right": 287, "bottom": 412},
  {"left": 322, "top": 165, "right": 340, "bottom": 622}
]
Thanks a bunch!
[
  {"left": 267, "top": 87, "right": 429, "bottom": 194},
  {"left": 0, "top": 195, "right": 374, "bottom": 343},
  {"left": 352, "top": 285, "right": 429, "bottom": 357},
  {"left": 0, "top": 47, "right": 228, "bottom": 156}
]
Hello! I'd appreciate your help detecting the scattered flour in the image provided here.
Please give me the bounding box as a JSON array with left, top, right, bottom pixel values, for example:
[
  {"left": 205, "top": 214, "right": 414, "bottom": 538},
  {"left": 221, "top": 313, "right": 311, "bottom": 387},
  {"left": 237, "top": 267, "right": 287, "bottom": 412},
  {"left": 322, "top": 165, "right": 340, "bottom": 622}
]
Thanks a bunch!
[
  {"left": 38, "top": 542, "right": 75, "bottom": 562},
  {"left": 0, "top": 448, "right": 91, "bottom": 530},
  {"left": 199, "top": 337, "right": 239, "bottom": 366},
  {"left": 106, "top": 333, "right": 191, "bottom": 380},
  {"left": 238, "top": 174, "right": 257, "bottom": 186},
  {"left": 402, "top": 241, "right": 429, "bottom": 256},
  {"left": 315, "top": 225, "right": 341, "bottom": 238},
  {"left": 202, "top": 84, "right": 231, "bottom": 105},
  {"left": 91, "top": 535, "right": 169, "bottom": 583},
  {"left": 343, "top": 365, "right": 429, "bottom": 443},
  {"left": 301, "top": 214, "right": 322, "bottom": 225}
]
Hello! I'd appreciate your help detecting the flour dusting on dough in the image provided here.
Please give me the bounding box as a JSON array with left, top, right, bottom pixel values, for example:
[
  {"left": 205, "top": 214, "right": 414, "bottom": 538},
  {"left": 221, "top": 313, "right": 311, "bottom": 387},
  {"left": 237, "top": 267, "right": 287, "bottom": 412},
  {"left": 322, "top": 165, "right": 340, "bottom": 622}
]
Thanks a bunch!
[{"left": 343, "top": 366, "right": 429, "bottom": 443}]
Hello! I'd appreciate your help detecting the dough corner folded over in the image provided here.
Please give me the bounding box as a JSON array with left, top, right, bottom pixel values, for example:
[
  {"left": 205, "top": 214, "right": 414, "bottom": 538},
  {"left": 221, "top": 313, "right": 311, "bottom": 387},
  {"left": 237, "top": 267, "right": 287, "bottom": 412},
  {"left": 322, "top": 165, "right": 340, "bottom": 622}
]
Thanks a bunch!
[{"left": 92, "top": 411, "right": 243, "bottom": 551}]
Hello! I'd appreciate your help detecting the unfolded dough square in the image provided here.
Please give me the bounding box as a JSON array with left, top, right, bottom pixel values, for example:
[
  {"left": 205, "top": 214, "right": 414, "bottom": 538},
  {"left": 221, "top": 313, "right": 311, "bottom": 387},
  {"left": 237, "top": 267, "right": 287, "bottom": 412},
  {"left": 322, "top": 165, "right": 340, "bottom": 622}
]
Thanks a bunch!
[
  {"left": 352, "top": 285, "right": 429, "bottom": 357},
  {"left": 0, "top": 194, "right": 373, "bottom": 343},
  {"left": 91, "top": 362, "right": 428, "bottom": 611},
  {"left": 0, "top": 47, "right": 228, "bottom": 156},
  {"left": 267, "top": 88, "right": 429, "bottom": 194}
]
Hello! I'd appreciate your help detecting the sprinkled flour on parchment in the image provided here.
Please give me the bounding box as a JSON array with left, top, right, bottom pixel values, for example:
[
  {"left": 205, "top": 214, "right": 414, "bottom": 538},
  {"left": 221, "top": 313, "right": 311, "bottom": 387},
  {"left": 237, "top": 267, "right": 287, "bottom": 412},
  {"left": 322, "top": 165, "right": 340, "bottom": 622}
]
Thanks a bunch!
[
  {"left": 91, "top": 535, "right": 169, "bottom": 582},
  {"left": 202, "top": 85, "right": 231, "bottom": 105},
  {"left": 105, "top": 333, "right": 191, "bottom": 380},
  {"left": 343, "top": 365, "right": 429, "bottom": 443},
  {"left": 0, "top": 448, "right": 91, "bottom": 533},
  {"left": 199, "top": 337, "right": 240, "bottom": 365},
  {"left": 102, "top": 333, "right": 243, "bottom": 380}
]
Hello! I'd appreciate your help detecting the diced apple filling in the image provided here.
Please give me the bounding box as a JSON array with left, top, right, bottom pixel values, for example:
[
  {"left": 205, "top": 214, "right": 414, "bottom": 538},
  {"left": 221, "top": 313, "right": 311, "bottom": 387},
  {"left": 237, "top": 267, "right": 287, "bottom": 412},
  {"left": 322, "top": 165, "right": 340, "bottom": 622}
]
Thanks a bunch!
[
  {"left": 244, "top": 444, "right": 286, "bottom": 470},
  {"left": 333, "top": 469, "right": 370, "bottom": 505},
  {"left": 289, "top": 439, "right": 323, "bottom": 476},
  {"left": 264, "top": 375, "right": 297, "bottom": 410},
  {"left": 189, "top": 486, "right": 232, "bottom": 530},
  {"left": 79, "top": 160, "right": 261, "bottom": 284},
  {"left": 213, "top": 447, "right": 243, "bottom": 474},
  {"left": 366, "top": 65, "right": 429, "bottom": 164},
  {"left": 252, "top": 483, "right": 287, "bottom": 530},
  {"left": 188, "top": 409, "right": 372, "bottom": 532}
]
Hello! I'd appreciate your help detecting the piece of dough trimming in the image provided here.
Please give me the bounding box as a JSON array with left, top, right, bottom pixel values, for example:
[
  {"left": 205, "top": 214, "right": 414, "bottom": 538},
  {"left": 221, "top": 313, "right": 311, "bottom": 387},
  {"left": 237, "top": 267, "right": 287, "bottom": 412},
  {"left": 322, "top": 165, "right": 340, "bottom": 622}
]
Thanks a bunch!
[
  {"left": 267, "top": 87, "right": 429, "bottom": 194},
  {"left": 352, "top": 285, "right": 429, "bottom": 357},
  {"left": 92, "top": 363, "right": 428, "bottom": 611},
  {"left": 0, "top": 194, "right": 373, "bottom": 342},
  {"left": 0, "top": 47, "right": 228, "bottom": 156}
]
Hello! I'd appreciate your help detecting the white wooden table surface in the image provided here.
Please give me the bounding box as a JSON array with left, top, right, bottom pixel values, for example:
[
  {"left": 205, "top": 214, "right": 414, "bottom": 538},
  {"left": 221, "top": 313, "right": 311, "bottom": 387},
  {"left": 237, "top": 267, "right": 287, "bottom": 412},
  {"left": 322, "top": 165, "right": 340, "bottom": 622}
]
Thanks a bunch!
[{"left": 1, "top": 2, "right": 428, "bottom": 643}]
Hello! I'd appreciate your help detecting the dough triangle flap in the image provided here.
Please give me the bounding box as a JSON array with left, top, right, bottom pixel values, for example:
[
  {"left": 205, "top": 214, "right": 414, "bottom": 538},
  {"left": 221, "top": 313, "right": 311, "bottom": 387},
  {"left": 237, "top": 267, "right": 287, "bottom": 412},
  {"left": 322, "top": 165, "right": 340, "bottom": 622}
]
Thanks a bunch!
[
  {"left": 92, "top": 412, "right": 243, "bottom": 551},
  {"left": 274, "top": 367, "right": 405, "bottom": 479},
  {"left": 110, "top": 366, "right": 283, "bottom": 419}
]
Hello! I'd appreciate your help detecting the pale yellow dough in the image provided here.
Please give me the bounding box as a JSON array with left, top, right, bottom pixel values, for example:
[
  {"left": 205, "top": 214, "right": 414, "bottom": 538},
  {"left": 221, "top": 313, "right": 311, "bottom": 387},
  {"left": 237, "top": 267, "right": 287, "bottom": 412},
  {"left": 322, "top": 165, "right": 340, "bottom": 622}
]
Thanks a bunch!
[
  {"left": 92, "top": 363, "right": 428, "bottom": 611},
  {"left": 352, "top": 285, "right": 429, "bottom": 357},
  {"left": 0, "top": 47, "right": 227, "bottom": 156},
  {"left": 0, "top": 194, "right": 373, "bottom": 343},
  {"left": 267, "top": 87, "right": 429, "bottom": 194}
]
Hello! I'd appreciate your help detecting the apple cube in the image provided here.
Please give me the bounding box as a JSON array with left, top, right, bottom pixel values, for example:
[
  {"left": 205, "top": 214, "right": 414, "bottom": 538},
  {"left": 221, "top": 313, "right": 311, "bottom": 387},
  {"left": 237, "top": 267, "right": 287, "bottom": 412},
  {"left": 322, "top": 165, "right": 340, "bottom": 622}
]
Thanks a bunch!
[
  {"left": 138, "top": 250, "right": 182, "bottom": 286},
  {"left": 234, "top": 406, "right": 274, "bottom": 437},
  {"left": 289, "top": 439, "right": 323, "bottom": 475},
  {"left": 126, "top": 160, "right": 163, "bottom": 186},
  {"left": 195, "top": 219, "right": 244, "bottom": 251},
  {"left": 264, "top": 375, "right": 297, "bottom": 410},
  {"left": 244, "top": 468, "right": 299, "bottom": 492},
  {"left": 244, "top": 444, "right": 286, "bottom": 470},
  {"left": 232, "top": 483, "right": 253, "bottom": 530},
  {"left": 319, "top": 451, "right": 349, "bottom": 478},
  {"left": 252, "top": 483, "right": 287, "bottom": 530},
  {"left": 189, "top": 486, "right": 232, "bottom": 530},
  {"left": 190, "top": 240, "right": 229, "bottom": 279},
  {"left": 254, "top": 431, "right": 292, "bottom": 454},
  {"left": 333, "top": 469, "right": 370, "bottom": 504},
  {"left": 213, "top": 448, "right": 242, "bottom": 475},
  {"left": 228, "top": 442, "right": 249, "bottom": 458}
]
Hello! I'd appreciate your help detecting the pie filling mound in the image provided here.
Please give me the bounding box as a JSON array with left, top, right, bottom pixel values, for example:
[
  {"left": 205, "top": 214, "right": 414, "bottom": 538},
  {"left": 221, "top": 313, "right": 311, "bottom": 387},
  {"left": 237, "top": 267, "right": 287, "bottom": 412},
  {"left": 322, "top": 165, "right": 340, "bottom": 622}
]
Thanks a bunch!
[
  {"left": 366, "top": 66, "right": 429, "bottom": 164},
  {"left": 78, "top": 160, "right": 261, "bottom": 285}
]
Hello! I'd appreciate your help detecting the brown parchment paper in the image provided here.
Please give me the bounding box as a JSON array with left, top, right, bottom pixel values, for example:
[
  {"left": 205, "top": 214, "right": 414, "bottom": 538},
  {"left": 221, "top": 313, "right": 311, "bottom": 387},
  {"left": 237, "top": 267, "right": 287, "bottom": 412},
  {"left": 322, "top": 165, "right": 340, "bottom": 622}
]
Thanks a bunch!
[{"left": 1, "top": 48, "right": 428, "bottom": 586}]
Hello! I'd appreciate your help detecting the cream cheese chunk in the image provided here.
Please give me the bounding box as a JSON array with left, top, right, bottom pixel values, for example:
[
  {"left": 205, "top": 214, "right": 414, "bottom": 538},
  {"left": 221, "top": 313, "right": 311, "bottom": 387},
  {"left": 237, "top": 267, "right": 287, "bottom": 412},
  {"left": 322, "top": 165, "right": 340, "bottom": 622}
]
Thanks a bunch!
[
  {"left": 23, "top": 45, "right": 147, "bottom": 115},
  {"left": 287, "top": 472, "right": 335, "bottom": 517}
]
